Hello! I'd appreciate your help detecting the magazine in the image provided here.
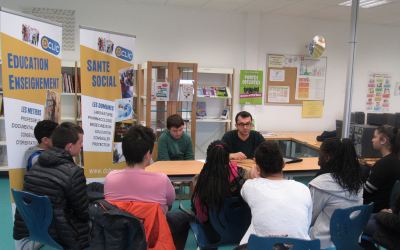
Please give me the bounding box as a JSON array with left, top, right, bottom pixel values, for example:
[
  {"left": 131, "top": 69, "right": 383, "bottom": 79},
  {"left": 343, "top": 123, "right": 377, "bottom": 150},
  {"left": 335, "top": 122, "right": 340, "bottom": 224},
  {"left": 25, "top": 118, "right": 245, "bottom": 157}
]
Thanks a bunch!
[
  {"left": 216, "top": 87, "right": 228, "bottom": 97},
  {"left": 220, "top": 106, "right": 230, "bottom": 119},
  {"left": 178, "top": 80, "right": 194, "bottom": 101},
  {"left": 154, "top": 82, "right": 170, "bottom": 101},
  {"left": 196, "top": 102, "right": 207, "bottom": 118}
]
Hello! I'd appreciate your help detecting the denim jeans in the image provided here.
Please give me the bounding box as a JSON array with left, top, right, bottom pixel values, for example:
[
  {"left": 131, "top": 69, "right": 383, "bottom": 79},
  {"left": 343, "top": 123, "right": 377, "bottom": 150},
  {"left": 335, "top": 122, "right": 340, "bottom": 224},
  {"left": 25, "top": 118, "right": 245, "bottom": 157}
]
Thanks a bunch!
[{"left": 166, "top": 211, "right": 191, "bottom": 250}]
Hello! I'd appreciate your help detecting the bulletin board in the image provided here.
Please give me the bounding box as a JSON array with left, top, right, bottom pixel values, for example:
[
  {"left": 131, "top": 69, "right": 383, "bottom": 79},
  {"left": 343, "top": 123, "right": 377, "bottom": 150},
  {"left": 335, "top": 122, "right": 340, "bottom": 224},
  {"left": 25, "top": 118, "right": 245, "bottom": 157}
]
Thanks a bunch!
[{"left": 265, "top": 54, "right": 326, "bottom": 105}]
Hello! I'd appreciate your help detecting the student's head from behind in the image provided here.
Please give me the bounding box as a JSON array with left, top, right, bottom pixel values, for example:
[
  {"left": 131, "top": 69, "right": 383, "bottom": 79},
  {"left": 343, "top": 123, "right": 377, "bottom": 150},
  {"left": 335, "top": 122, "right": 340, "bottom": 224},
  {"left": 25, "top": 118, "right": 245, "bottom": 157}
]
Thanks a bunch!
[
  {"left": 167, "top": 114, "right": 184, "bottom": 139},
  {"left": 373, "top": 125, "right": 400, "bottom": 154},
  {"left": 235, "top": 111, "right": 253, "bottom": 136},
  {"left": 122, "top": 125, "right": 156, "bottom": 166},
  {"left": 34, "top": 120, "right": 58, "bottom": 150},
  {"left": 255, "top": 141, "right": 284, "bottom": 175},
  {"left": 193, "top": 140, "right": 232, "bottom": 215},
  {"left": 52, "top": 122, "right": 84, "bottom": 157},
  {"left": 319, "top": 138, "right": 363, "bottom": 195}
]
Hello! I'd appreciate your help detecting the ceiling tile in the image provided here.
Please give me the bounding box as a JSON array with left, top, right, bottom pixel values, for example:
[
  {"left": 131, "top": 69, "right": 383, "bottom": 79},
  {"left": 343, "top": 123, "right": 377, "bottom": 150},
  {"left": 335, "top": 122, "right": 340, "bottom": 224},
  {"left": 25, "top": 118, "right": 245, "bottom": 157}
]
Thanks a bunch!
[
  {"left": 301, "top": 5, "right": 350, "bottom": 18},
  {"left": 329, "top": 13, "right": 352, "bottom": 21},
  {"left": 235, "top": 4, "right": 279, "bottom": 13},
  {"left": 358, "top": 8, "right": 397, "bottom": 21},
  {"left": 248, "top": 0, "right": 302, "bottom": 8},
  {"left": 166, "top": 0, "right": 209, "bottom": 8},
  {"left": 268, "top": 2, "right": 333, "bottom": 16},
  {"left": 210, "top": 0, "right": 254, "bottom": 4},
  {"left": 361, "top": 13, "right": 400, "bottom": 24},
  {"left": 386, "top": 21, "right": 400, "bottom": 27},
  {"left": 201, "top": 1, "right": 244, "bottom": 11}
]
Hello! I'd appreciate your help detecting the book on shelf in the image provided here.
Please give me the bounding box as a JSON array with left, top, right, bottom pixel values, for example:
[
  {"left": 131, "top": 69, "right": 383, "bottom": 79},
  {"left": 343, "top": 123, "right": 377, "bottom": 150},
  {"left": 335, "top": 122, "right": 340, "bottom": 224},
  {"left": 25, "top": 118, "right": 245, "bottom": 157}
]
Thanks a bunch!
[
  {"left": 197, "top": 86, "right": 229, "bottom": 97},
  {"left": 220, "top": 106, "right": 230, "bottom": 120},
  {"left": 61, "top": 73, "right": 76, "bottom": 93},
  {"left": 0, "top": 93, "right": 3, "bottom": 116},
  {"left": 216, "top": 87, "right": 228, "bottom": 97},
  {"left": 178, "top": 80, "right": 194, "bottom": 102},
  {"left": 196, "top": 102, "right": 207, "bottom": 118}
]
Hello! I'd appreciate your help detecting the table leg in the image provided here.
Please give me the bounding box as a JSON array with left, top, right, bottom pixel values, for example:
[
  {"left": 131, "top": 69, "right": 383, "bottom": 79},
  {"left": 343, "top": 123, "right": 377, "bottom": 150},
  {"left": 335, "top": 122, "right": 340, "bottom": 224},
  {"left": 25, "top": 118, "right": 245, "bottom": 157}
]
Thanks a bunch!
[
  {"left": 291, "top": 142, "right": 296, "bottom": 157},
  {"left": 178, "top": 183, "right": 195, "bottom": 216}
]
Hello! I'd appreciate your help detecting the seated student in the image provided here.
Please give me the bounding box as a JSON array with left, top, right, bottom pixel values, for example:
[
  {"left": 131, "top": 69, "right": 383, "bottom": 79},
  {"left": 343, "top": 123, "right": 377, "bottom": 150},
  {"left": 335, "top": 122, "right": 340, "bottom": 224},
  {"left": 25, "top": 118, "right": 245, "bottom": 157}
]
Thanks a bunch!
[
  {"left": 221, "top": 111, "right": 265, "bottom": 160},
  {"left": 192, "top": 140, "right": 249, "bottom": 243},
  {"left": 14, "top": 122, "right": 89, "bottom": 250},
  {"left": 364, "top": 125, "right": 400, "bottom": 213},
  {"left": 156, "top": 114, "right": 194, "bottom": 161},
  {"left": 23, "top": 120, "right": 58, "bottom": 171},
  {"left": 104, "top": 125, "right": 191, "bottom": 250},
  {"left": 235, "top": 141, "right": 312, "bottom": 250},
  {"left": 308, "top": 138, "right": 364, "bottom": 249}
]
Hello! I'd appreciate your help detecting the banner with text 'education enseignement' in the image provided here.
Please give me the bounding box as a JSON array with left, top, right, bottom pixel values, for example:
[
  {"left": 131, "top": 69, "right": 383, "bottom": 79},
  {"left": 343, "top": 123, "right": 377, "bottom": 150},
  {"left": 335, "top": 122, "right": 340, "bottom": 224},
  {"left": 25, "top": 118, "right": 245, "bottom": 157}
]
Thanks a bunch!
[
  {"left": 80, "top": 26, "right": 135, "bottom": 183},
  {"left": 1, "top": 8, "right": 62, "bottom": 198}
]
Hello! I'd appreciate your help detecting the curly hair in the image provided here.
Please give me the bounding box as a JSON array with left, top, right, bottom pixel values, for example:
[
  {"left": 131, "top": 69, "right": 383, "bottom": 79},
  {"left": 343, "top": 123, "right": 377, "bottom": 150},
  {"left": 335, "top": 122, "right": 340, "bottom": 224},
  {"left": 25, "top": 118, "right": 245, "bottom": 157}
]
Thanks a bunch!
[
  {"left": 320, "top": 138, "right": 363, "bottom": 196},
  {"left": 254, "top": 141, "right": 284, "bottom": 175},
  {"left": 192, "top": 140, "right": 233, "bottom": 215}
]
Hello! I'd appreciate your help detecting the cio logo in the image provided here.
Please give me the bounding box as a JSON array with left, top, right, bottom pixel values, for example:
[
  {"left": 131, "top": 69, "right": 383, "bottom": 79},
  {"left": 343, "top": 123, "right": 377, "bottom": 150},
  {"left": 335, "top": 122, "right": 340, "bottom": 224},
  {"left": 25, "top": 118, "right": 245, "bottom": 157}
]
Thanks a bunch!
[
  {"left": 115, "top": 46, "right": 133, "bottom": 62},
  {"left": 41, "top": 36, "right": 60, "bottom": 55}
]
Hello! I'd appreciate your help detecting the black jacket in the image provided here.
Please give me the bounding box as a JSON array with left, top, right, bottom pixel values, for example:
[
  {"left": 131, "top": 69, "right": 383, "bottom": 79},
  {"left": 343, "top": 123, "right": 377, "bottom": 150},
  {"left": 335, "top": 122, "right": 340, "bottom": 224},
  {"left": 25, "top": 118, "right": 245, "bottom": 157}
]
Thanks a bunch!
[
  {"left": 371, "top": 182, "right": 400, "bottom": 250},
  {"left": 13, "top": 147, "right": 90, "bottom": 250},
  {"left": 89, "top": 199, "right": 147, "bottom": 250}
]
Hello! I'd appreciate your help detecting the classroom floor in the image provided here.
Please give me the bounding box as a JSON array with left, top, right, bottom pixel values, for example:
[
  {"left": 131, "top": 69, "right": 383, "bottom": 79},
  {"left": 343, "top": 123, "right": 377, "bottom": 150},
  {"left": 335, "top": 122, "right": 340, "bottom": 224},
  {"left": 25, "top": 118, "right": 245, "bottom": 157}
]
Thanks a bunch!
[{"left": 0, "top": 176, "right": 314, "bottom": 250}]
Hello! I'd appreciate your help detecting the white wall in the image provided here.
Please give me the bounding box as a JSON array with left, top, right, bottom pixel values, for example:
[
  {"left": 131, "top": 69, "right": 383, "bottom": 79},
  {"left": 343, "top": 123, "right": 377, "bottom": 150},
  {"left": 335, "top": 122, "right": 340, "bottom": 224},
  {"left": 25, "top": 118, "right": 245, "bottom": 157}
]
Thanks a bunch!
[{"left": 2, "top": 0, "right": 400, "bottom": 132}]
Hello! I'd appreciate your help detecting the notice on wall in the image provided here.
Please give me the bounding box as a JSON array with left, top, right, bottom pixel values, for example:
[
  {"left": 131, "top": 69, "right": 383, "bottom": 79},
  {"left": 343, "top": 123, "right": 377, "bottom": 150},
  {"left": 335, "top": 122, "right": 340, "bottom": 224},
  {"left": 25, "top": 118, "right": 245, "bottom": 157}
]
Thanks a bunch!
[
  {"left": 395, "top": 82, "right": 400, "bottom": 96},
  {"left": 269, "top": 69, "right": 285, "bottom": 82},
  {"left": 81, "top": 95, "right": 115, "bottom": 152},
  {"left": 268, "top": 55, "right": 283, "bottom": 68},
  {"left": 268, "top": 86, "right": 290, "bottom": 103},
  {"left": 239, "top": 70, "right": 263, "bottom": 105},
  {"left": 3, "top": 98, "right": 43, "bottom": 169},
  {"left": 302, "top": 101, "right": 323, "bottom": 118},
  {"left": 284, "top": 55, "right": 300, "bottom": 68},
  {"left": 366, "top": 72, "right": 391, "bottom": 112},
  {"left": 295, "top": 57, "right": 326, "bottom": 100}
]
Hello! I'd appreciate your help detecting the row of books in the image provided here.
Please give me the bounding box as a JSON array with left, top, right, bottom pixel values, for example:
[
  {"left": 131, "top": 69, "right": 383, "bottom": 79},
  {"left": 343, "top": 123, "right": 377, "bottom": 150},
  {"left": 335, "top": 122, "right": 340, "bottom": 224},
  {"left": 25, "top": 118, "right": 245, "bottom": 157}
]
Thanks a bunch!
[
  {"left": 196, "top": 102, "right": 230, "bottom": 119},
  {"left": 197, "top": 87, "right": 228, "bottom": 98},
  {"left": 61, "top": 73, "right": 82, "bottom": 93}
]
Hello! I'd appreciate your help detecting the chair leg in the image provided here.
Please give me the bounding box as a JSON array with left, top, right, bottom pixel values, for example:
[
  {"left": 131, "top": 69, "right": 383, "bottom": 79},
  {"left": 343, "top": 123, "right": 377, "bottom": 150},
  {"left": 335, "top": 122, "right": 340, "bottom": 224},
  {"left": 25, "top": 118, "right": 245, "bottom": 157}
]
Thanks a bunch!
[{"left": 178, "top": 183, "right": 195, "bottom": 216}]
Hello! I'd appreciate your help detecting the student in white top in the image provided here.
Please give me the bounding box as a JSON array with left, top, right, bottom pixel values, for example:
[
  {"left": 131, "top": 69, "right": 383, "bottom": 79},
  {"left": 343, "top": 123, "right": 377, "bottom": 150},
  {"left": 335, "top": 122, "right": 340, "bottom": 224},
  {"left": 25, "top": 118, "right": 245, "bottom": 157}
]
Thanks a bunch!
[{"left": 234, "top": 141, "right": 312, "bottom": 250}]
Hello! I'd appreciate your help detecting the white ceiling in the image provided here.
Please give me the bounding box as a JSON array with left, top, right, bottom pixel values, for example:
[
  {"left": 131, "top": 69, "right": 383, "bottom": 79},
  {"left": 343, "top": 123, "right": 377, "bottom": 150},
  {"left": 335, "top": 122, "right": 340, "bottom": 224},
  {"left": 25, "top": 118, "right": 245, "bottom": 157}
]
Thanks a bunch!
[{"left": 125, "top": 0, "right": 400, "bottom": 27}]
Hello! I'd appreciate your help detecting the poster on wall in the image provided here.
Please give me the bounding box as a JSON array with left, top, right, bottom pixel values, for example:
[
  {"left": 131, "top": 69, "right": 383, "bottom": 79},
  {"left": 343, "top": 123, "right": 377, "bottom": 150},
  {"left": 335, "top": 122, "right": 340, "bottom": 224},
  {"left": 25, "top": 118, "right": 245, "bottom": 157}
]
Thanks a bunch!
[
  {"left": 366, "top": 72, "right": 392, "bottom": 112},
  {"left": 80, "top": 25, "right": 135, "bottom": 182},
  {"left": 295, "top": 56, "right": 326, "bottom": 100},
  {"left": 239, "top": 70, "right": 263, "bottom": 105}
]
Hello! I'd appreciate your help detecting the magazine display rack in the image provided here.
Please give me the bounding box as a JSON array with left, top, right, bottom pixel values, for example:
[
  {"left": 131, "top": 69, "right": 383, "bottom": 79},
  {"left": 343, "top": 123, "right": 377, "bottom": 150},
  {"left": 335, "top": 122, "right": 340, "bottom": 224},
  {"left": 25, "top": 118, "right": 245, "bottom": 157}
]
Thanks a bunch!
[{"left": 139, "top": 61, "right": 198, "bottom": 154}]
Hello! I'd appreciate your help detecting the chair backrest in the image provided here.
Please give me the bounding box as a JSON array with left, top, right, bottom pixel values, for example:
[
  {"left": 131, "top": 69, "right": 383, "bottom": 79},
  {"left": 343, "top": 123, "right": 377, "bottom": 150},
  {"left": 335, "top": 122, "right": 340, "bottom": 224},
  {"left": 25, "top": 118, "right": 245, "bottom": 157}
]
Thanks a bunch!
[
  {"left": 247, "top": 234, "right": 320, "bottom": 250},
  {"left": 330, "top": 202, "right": 374, "bottom": 250},
  {"left": 208, "top": 197, "right": 252, "bottom": 246},
  {"left": 152, "top": 142, "right": 158, "bottom": 162},
  {"left": 389, "top": 180, "right": 400, "bottom": 209},
  {"left": 11, "top": 188, "right": 64, "bottom": 250}
]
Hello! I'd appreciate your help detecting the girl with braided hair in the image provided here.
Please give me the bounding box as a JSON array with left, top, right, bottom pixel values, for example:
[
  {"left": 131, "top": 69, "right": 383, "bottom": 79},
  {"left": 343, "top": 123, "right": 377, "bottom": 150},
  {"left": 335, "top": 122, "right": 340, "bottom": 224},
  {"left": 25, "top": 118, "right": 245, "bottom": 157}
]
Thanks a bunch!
[
  {"left": 364, "top": 125, "right": 400, "bottom": 213},
  {"left": 309, "top": 138, "right": 364, "bottom": 249},
  {"left": 192, "top": 140, "right": 249, "bottom": 244}
]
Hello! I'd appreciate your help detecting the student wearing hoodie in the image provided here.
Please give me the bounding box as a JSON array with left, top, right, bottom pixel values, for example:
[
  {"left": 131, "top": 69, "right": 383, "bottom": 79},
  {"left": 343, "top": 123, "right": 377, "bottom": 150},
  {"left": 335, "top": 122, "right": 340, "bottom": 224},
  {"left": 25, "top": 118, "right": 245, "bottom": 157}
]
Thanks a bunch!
[
  {"left": 309, "top": 138, "right": 364, "bottom": 249},
  {"left": 23, "top": 120, "right": 58, "bottom": 171},
  {"left": 156, "top": 114, "right": 194, "bottom": 161}
]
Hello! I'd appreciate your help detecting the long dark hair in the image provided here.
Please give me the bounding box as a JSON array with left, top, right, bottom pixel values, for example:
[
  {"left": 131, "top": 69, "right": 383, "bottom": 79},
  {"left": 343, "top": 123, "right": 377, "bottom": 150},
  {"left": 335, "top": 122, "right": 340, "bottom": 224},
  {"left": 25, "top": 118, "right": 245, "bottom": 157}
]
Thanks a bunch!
[
  {"left": 320, "top": 138, "right": 363, "bottom": 196},
  {"left": 377, "top": 125, "right": 400, "bottom": 160},
  {"left": 192, "top": 140, "right": 232, "bottom": 214}
]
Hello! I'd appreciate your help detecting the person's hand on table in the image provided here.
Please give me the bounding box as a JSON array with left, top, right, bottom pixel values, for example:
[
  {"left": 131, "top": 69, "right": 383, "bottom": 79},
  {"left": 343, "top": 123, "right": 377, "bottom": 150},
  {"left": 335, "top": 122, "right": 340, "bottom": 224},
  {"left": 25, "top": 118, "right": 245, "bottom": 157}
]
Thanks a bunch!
[
  {"left": 249, "top": 166, "right": 261, "bottom": 179},
  {"left": 230, "top": 152, "right": 247, "bottom": 161}
]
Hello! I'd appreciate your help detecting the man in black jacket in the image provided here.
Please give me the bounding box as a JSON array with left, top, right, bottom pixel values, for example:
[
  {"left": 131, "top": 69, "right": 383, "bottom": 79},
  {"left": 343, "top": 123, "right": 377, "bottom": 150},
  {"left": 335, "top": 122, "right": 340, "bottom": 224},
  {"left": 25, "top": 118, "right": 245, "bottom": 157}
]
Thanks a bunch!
[{"left": 14, "top": 122, "right": 89, "bottom": 250}]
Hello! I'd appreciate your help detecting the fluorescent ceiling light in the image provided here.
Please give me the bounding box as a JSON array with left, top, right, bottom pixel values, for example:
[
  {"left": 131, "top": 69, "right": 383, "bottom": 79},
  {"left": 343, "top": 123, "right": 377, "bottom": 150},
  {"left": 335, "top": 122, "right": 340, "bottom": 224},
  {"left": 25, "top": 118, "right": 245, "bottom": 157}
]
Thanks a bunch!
[{"left": 339, "top": 0, "right": 393, "bottom": 8}]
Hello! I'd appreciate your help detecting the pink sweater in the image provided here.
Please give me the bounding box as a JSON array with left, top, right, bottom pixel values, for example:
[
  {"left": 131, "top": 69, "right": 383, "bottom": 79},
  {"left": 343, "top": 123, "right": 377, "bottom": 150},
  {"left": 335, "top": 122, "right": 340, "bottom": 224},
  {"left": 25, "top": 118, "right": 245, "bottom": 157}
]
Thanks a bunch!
[{"left": 104, "top": 168, "right": 175, "bottom": 214}]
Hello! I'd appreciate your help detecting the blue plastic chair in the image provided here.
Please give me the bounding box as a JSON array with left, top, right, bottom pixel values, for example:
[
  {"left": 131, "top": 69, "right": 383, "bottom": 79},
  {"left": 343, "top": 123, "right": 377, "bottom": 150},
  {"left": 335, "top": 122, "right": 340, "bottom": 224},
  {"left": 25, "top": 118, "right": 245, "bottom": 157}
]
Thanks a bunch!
[
  {"left": 247, "top": 234, "right": 321, "bottom": 250},
  {"left": 190, "top": 197, "right": 251, "bottom": 249},
  {"left": 330, "top": 203, "right": 374, "bottom": 250},
  {"left": 11, "top": 188, "right": 66, "bottom": 250}
]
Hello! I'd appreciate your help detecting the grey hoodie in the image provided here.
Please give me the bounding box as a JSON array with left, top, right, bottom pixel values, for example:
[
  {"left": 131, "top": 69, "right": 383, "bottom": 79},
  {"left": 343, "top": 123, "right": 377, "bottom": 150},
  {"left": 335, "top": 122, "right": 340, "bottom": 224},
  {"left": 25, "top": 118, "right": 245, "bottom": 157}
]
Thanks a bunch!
[
  {"left": 308, "top": 173, "right": 363, "bottom": 249},
  {"left": 22, "top": 145, "right": 44, "bottom": 170}
]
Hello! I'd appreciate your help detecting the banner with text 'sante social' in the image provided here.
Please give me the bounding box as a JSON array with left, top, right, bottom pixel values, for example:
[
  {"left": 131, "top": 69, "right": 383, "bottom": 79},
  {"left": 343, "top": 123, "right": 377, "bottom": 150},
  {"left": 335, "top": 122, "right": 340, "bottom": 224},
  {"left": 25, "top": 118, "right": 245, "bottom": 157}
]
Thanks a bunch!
[
  {"left": 80, "top": 26, "right": 135, "bottom": 182},
  {"left": 1, "top": 8, "right": 62, "bottom": 195}
]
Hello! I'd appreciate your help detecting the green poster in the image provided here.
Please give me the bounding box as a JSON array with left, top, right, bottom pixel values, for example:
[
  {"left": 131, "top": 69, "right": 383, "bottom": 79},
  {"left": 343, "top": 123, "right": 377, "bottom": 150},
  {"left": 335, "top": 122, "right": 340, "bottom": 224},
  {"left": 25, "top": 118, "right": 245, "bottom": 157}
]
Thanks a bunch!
[{"left": 239, "top": 70, "right": 263, "bottom": 105}]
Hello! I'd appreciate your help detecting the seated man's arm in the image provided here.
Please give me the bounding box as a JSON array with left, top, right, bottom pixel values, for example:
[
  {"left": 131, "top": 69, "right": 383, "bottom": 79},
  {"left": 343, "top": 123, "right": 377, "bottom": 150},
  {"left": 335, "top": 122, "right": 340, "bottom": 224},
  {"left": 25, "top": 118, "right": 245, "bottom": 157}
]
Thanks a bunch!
[
  {"left": 67, "top": 168, "right": 89, "bottom": 220},
  {"left": 156, "top": 135, "right": 170, "bottom": 161},
  {"left": 184, "top": 138, "right": 194, "bottom": 160},
  {"left": 221, "top": 132, "right": 246, "bottom": 160}
]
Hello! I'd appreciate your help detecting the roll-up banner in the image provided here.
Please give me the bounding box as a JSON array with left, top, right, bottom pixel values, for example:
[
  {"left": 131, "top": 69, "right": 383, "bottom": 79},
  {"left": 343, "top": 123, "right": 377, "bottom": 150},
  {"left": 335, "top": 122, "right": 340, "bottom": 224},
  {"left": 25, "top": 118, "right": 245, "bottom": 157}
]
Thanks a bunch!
[
  {"left": 0, "top": 7, "right": 62, "bottom": 248},
  {"left": 80, "top": 26, "right": 135, "bottom": 183},
  {"left": 1, "top": 7, "right": 62, "bottom": 193}
]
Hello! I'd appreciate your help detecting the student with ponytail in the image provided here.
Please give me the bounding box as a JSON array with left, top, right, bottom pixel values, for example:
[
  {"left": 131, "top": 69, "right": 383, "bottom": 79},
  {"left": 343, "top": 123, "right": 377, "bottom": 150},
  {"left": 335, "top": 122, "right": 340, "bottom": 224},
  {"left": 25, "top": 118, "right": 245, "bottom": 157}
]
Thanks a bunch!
[
  {"left": 192, "top": 140, "right": 249, "bottom": 244},
  {"left": 364, "top": 125, "right": 400, "bottom": 213},
  {"left": 309, "top": 138, "right": 364, "bottom": 249}
]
